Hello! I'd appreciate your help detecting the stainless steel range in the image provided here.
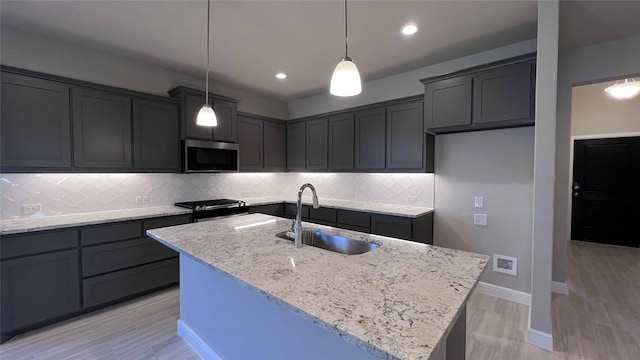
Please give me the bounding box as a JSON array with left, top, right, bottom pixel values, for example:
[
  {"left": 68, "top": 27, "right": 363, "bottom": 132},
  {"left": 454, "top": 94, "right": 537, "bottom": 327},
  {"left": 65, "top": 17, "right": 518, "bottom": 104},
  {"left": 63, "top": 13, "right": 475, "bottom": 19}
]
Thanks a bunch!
[{"left": 174, "top": 199, "right": 248, "bottom": 222}]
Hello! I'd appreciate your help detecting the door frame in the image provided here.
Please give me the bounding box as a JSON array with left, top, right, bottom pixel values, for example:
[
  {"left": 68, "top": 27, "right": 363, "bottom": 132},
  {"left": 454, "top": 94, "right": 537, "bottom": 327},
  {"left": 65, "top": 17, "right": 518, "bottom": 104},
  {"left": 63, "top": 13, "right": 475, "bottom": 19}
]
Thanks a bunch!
[{"left": 568, "top": 131, "right": 640, "bottom": 241}]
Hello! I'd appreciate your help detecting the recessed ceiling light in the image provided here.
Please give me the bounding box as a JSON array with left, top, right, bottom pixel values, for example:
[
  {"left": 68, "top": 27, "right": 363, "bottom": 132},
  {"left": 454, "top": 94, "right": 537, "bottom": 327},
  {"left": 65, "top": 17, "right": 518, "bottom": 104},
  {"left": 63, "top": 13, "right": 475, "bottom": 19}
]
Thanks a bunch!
[
  {"left": 276, "top": 73, "right": 287, "bottom": 80},
  {"left": 402, "top": 24, "right": 418, "bottom": 35}
]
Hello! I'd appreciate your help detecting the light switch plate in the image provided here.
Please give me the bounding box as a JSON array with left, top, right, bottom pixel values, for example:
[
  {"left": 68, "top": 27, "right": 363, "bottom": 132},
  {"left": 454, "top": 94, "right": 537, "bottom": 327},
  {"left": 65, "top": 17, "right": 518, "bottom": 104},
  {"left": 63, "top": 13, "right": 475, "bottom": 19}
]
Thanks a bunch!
[
  {"left": 135, "top": 196, "right": 150, "bottom": 204},
  {"left": 22, "top": 204, "right": 42, "bottom": 215},
  {"left": 474, "top": 213, "right": 488, "bottom": 226},
  {"left": 474, "top": 196, "right": 484, "bottom": 208},
  {"left": 493, "top": 254, "right": 517, "bottom": 276}
]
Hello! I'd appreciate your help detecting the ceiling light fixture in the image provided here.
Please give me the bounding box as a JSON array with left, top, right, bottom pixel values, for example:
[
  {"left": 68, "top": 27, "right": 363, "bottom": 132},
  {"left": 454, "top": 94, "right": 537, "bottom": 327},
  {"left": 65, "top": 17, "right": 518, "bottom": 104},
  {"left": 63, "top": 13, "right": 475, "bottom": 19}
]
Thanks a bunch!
[
  {"left": 276, "top": 73, "right": 287, "bottom": 80},
  {"left": 402, "top": 24, "right": 418, "bottom": 35},
  {"left": 196, "top": 0, "right": 217, "bottom": 127},
  {"left": 604, "top": 78, "right": 640, "bottom": 99},
  {"left": 330, "top": 0, "right": 361, "bottom": 97}
]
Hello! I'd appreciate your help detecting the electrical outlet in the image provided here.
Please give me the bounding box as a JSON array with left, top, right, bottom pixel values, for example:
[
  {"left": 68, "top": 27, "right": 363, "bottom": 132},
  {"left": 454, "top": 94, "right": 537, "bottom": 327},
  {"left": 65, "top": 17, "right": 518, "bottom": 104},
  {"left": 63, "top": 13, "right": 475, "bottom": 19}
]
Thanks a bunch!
[
  {"left": 407, "top": 195, "right": 417, "bottom": 204},
  {"left": 22, "top": 204, "right": 42, "bottom": 215},
  {"left": 135, "top": 196, "right": 150, "bottom": 204},
  {"left": 493, "top": 254, "right": 517, "bottom": 276},
  {"left": 473, "top": 213, "right": 488, "bottom": 226},
  {"left": 474, "top": 196, "right": 484, "bottom": 208}
]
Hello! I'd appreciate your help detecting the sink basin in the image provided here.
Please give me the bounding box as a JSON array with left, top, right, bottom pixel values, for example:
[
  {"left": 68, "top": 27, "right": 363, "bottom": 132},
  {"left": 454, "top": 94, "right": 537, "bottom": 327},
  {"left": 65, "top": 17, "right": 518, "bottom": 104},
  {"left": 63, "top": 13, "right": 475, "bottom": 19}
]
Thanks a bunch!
[{"left": 275, "top": 229, "right": 380, "bottom": 255}]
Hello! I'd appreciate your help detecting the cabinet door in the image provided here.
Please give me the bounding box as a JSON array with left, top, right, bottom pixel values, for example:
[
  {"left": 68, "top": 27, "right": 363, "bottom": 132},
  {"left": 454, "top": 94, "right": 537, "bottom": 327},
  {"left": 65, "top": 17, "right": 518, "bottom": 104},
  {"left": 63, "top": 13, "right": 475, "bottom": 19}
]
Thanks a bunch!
[
  {"left": 306, "top": 118, "right": 329, "bottom": 170},
  {"left": 355, "top": 107, "right": 386, "bottom": 169},
  {"left": 1, "top": 73, "right": 71, "bottom": 168},
  {"left": 184, "top": 94, "right": 212, "bottom": 140},
  {"left": 287, "top": 122, "right": 306, "bottom": 170},
  {"left": 329, "top": 113, "right": 354, "bottom": 170},
  {"left": 371, "top": 215, "right": 412, "bottom": 240},
  {"left": 132, "top": 99, "right": 180, "bottom": 171},
  {"left": 264, "top": 121, "right": 286, "bottom": 171},
  {"left": 249, "top": 204, "right": 284, "bottom": 217},
  {"left": 424, "top": 75, "right": 472, "bottom": 131},
  {"left": 386, "top": 101, "right": 424, "bottom": 169},
  {"left": 1, "top": 250, "right": 80, "bottom": 332},
  {"left": 72, "top": 88, "right": 132, "bottom": 168},
  {"left": 238, "top": 115, "right": 264, "bottom": 171},
  {"left": 472, "top": 62, "right": 533, "bottom": 125},
  {"left": 212, "top": 99, "right": 238, "bottom": 143}
]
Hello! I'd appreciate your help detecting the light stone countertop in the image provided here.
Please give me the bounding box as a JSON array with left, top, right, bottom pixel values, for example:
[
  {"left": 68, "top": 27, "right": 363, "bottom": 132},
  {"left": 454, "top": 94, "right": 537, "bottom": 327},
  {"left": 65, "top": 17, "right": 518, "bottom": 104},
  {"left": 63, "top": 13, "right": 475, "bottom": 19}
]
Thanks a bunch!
[
  {"left": 147, "top": 213, "right": 488, "bottom": 360},
  {"left": 242, "top": 196, "right": 434, "bottom": 218},
  {"left": 0, "top": 206, "right": 191, "bottom": 235}
]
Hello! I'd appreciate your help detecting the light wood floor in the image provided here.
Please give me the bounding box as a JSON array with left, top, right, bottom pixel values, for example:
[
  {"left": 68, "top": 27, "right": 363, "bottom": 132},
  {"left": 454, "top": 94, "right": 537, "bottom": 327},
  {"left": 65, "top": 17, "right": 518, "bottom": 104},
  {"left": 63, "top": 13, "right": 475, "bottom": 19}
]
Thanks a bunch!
[{"left": 2, "top": 240, "right": 638, "bottom": 360}]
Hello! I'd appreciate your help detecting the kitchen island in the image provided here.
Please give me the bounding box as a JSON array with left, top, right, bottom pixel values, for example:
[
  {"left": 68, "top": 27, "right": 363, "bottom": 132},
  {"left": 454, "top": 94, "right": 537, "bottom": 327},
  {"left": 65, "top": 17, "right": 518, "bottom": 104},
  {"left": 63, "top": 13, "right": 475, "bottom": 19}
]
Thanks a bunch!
[{"left": 147, "top": 214, "right": 489, "bottom": 360}]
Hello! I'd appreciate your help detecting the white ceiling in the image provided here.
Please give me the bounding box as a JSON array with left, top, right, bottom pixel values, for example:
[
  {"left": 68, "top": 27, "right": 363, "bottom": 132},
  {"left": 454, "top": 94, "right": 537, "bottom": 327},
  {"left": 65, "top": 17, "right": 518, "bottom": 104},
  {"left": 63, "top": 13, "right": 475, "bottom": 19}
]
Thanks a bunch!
[{"left": 1, "top": 1, "right": 639, "bottom": 102}]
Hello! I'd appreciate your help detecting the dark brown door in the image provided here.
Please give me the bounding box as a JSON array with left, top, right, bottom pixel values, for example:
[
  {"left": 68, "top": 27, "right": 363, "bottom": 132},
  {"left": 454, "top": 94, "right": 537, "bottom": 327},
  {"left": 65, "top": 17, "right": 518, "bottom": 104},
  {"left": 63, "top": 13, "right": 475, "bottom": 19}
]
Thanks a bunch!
[{"left": 571, "top": 137, "right": 640, "bottom": 247}]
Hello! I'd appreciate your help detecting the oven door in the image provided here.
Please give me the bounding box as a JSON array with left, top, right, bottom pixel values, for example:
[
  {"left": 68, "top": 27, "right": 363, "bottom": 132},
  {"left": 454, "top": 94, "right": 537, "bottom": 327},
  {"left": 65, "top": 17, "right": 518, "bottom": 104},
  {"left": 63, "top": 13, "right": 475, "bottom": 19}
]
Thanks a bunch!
[{"left": 184, "top": 139, "right": 239, "bottom": 173}]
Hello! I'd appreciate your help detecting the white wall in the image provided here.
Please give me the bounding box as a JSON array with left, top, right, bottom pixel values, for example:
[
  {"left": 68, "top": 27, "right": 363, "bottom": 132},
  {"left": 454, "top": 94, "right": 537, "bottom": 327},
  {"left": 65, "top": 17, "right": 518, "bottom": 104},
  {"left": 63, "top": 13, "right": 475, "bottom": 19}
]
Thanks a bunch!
[
  {"left": 434, "top": 127, "right": 534, "bottom": 293},
  {"left": 571, "top": 81, "right": 640, "bottom": 137},
  {"left": 0, "top": 27, "right": 288, "bottom": 119}
]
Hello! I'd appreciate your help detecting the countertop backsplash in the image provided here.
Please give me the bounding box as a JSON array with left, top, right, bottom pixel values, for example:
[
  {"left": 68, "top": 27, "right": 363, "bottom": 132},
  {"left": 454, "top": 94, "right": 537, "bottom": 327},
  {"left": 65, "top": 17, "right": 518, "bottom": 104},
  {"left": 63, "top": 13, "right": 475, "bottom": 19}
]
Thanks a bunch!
[{"left": 0, "top": 173, "right": 434, "bottom": 219}]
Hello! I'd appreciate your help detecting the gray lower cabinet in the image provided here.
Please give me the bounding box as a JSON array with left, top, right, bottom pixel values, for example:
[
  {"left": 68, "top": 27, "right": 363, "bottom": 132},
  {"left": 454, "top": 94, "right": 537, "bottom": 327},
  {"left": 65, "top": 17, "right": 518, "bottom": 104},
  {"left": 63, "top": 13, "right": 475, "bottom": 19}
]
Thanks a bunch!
[
  {"left": 371, "top": 212, "right": 433, "bottom": 244},
  {"left": 386, "top": 101, "right": 424, "bottom": 169},
  {"left": 212, "top": 99, "right": 238, "bottom": 143},
  {"left": 424, "top": 75, "right": 472, "bottom": 131},
  {"left": 264, "top": 121, "right": 287, "bottom": 171},
  {"left": 309, "top": 207, "right": 337, "bottom": 227},
  {"left": 329, "top": 113, "right": 355, "bottom": 170},
  {"left": 238, "top": 115, "right": 264, "bottom": 171},
  {"left": 306, "top": 118, "right": 329, "bottom": 170},
  {"left": 132, "top": 99, "right": 180, "bottom": 171},
  {"left": 72, "top": 87, "right": 132, "bottom": 169},
  {"left": 249, "top": 204, "right": 285, "bottom": 217},
  {"left": 1, "top": 73, "right": 72, "bottom": 169},
  {"left": 355, "top": 107, "right": 386, "bottom": 169},
  {"left": 337, "top": 210, "right": 371, "bottom": 233},
  {"left": 287, "top": 122, "right": 306, "bottom": 170}
]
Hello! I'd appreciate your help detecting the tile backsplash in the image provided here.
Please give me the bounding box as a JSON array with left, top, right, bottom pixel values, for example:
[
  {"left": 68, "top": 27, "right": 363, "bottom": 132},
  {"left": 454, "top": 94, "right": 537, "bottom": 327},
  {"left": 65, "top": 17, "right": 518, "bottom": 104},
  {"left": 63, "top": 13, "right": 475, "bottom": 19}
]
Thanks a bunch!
[{"left": 0, "top": 173, "right": 434, "bottom": 219}]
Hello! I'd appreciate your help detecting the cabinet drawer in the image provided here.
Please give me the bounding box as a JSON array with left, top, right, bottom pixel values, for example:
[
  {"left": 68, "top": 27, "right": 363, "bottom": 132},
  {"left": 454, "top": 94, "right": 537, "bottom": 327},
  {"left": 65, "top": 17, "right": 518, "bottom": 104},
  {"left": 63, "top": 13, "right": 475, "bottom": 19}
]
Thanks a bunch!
[
  {"left": 371, "top": 215, "right": 412, "bottom": 240},
  {"left": 337, "top": 210, "right": 370, "bottom": 229},
  {"left": 309, "top": 207, "right": 337, "bottom": 223},
  {"left": 81, "top": 221, "right": 141, "bottom": 246},
  {"left": 143, "top": 214, "right": 191, "bottom": 231},
  {"left": 284, "top": 203, "right": 310, "bottom": 220},
  {"left": 1, "top": 229, "right": 78, "bottom": 259},
  {"left": 83, "top": 258, "right": 178, "bottom": 308},
  {"left": 82, "top": 237, "right": 177, "bottom": 277},
  {"left": 249, "top": 204, "right": 284, "bottom": 217}
]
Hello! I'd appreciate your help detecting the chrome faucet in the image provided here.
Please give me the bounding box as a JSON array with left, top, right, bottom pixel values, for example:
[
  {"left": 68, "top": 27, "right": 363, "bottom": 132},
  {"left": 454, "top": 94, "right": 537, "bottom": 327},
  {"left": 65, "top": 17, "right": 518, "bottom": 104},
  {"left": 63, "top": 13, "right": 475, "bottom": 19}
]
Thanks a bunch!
[{"left": 294, "top": 183, "right": 319, "bottom": 248}]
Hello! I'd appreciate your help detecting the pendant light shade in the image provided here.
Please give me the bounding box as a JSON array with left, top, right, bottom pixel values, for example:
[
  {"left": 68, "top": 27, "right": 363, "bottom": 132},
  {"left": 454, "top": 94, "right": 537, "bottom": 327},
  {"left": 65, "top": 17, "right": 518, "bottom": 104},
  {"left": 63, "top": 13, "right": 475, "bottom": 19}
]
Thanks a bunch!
[
  {"left": 604, "top": 78, "right": 640, "bottom": 99},
  {"left": 197, "top": 0, "right": 217, "bottom": 127},
  {"left": 330, "top": 0, "right": 361, "bottom": 97}
]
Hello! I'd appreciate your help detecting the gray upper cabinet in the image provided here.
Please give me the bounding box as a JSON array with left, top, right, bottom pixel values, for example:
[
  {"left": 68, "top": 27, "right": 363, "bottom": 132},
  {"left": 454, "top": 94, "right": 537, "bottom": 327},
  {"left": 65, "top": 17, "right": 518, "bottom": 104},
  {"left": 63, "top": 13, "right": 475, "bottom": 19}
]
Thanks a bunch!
[
  {"left": 183, "top": 94, "right": 212, "bottom": 140},
  {"left": 329, "top": 113, "right": 354, "bottom": 170},
  {"left": 238, "top": 115, "right": 264, "bottom": 171},
  {"left": 1, "top": 73, "right": 71, "bottom": 168},
  {"left": 287, "top": 122, "right": 306, "bottom": 170},
  {"left": 386, "top": 101, "right": 424, "bottom": 169},
  {"left": 424, "top": 75, "right": 472, "bottom": 131},
  {"left": 472, "top": 62, "right": 533, "bottom": 125},
  {"left": 263, "top": 121, "right": 286, "bottom": 171},
  {"left": 132, "top": 99, "right": 180, "bottom": 171},
  {"left": 306, "top": 118, "right": 329, "bottom": 170},
  {"left": 212, "top": 99, "right": 238, "bottom": 143},
  {"left": 355, "top": 107, "right": 386, "bottom": 170},
  {"left": 72, "top": 88, "right": 132, "bottom": 169}
]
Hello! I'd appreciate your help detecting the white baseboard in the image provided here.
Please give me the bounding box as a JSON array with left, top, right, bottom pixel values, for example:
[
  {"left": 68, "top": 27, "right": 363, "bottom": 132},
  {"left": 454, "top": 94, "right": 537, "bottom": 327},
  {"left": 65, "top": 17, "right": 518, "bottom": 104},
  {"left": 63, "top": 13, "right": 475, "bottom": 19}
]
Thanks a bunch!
[
  {"left": 474, "top": 281, "right": 531, "bottom": 305},
  {"left": 527, "top": 327, "right": 553, "bottom": 351},
  {"left": 551, "top": 281, "right": 569, "bottom": 295},
  {"left": 177, "top": 319, "right": 223, "bottom": 360}
]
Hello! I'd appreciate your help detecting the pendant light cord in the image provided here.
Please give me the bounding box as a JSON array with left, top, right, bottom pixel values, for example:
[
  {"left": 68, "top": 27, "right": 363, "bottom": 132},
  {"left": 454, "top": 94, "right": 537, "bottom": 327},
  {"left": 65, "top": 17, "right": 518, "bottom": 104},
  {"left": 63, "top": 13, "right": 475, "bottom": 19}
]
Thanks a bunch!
[
  {"left": 205, "top": 0, "right": 210, "bottom": 105},
  {"left": 344, "top": 0, "right": 348, "bottom": 58}
]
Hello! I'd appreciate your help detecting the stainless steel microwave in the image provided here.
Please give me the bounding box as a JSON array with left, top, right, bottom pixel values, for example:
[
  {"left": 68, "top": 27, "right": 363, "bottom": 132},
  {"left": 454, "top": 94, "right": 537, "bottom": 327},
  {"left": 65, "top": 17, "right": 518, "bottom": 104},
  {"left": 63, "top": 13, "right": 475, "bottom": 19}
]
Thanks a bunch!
[{"left": 183, "top": 139, "right": 239, "bottom": 173}]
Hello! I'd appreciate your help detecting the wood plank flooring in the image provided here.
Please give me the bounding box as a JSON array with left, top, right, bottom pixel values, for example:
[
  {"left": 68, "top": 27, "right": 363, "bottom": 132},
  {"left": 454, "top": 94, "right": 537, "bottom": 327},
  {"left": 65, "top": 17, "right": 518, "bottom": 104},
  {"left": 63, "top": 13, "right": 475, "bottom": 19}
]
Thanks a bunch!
[{"left": 1, "top": 240, "right": 638, "bottom": 359}]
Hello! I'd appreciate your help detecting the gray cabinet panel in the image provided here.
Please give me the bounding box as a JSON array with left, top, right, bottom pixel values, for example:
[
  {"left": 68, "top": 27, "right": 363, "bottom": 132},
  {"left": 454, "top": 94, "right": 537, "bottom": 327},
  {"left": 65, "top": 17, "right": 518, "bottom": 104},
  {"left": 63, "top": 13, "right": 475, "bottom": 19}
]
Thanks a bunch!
[
  {"left": 132, "top": 99, "right": 180, "bottom": 171},
  {"left": 212, "top": 99, "right": 238, "bottom": 143},
  {"left": 82, "top": 258, "right": 178, "bottom": 308},
  {"left": 184, "top": 94, "right": 212, "bottom": 140},
  {"left": 249, "top": 204, "right": 284, "bottom": 217},
  {"left": 306, "top": 118, "right": 329, "bottom": 170},
  {"left": 1, "top": 73, "right": 71, "bottom": 168},
  {"left": 264, "top": 121, "right": 287, "bottom": 171},
  {"left": 371, "top": 215, "right": 412, "bottom": 240},
  {"left": 329, "top": 113, "right": 355, "bottom": 170},
  {"left": 80, "top": 222, "right": 142, "bottom": 247},
  {"left": 1, "top": 250, "right": 80, "bottom": 332},
  {"left": 284, "top": 203, "right": 310, "bottom": 220},
  {"left": 472, "top": 62, "right": 533, "bottom": 124},
  {"left": 287, "top": 122, "right": 306, "bottom": 170},
  {"left": 143, "top": 215, "right": 191, "bottom": 231},
  {"left": 309, "top": 207, "right": 337, "bottom": 224},
  {"left": 424, "top": 76, "right": 472, "bottom": 130},
  {"left": 355, "top": 108, "right": 386, "bottom": 169},
  {"left": 1, "top": 230, "right": 78, "bottom": 259},
  {"left": 238, "top": 115, "right": 264, "bottom": 171},
  {"left": 72, "top": 88, "right": 132, "bottom": 168},
  {"left": 337, "top": 210, "right": 370, "bottom": 229},
  {"left": 386, "top": 101, "right": 424, "bottom": 169}
]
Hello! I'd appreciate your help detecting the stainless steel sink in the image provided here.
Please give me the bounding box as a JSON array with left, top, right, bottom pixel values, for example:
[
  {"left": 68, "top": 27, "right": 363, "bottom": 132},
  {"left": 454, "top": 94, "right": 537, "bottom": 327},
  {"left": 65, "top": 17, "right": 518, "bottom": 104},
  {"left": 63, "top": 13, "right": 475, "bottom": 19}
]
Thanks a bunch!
[{"left": 276, "top": 229, "right": 379, "bottom": 255}]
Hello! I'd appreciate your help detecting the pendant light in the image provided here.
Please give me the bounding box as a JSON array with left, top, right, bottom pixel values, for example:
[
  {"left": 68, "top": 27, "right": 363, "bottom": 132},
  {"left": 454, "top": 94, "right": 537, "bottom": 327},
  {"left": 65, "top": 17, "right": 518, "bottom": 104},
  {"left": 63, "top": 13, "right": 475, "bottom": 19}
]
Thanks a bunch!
[
  {"left": 196, "top": 0, "right": 217, "bottom": 126},
  {"left": 604, "top": 78, "right": 640, "bottom": 100},
  {"left": 330, "top": 0, "right": 361, "bottom": 97}
]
